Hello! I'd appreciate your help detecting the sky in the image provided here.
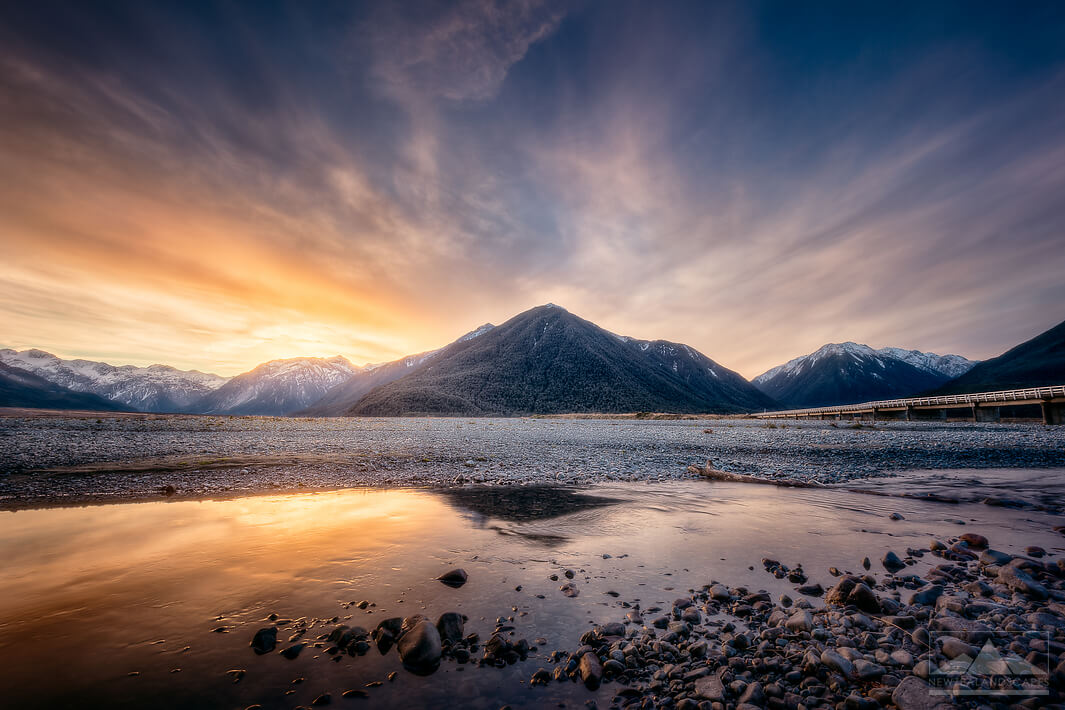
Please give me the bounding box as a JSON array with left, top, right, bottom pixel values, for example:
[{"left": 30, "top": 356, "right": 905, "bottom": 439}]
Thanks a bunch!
[{"left": 1, "top": 0, "right": 1064, "bottom": 379}]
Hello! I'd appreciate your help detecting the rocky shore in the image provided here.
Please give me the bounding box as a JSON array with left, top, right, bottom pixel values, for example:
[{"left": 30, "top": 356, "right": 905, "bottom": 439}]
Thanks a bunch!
[{"left": 237, "top": 530, "right": 1065, "bottom": 709}]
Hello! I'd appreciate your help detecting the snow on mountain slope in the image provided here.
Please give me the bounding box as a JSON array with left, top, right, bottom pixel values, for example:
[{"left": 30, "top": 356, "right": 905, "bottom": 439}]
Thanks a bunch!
[
  {"left": 193, "top": 356, "right": 359, "bottom": 415},
  {"left": 0, "top": 348, "right": 229, "bottom": 412},
  {"left": 754, "top": 343, "right": 975, "bottom": 385},
  {"left": 752, "top": 342, "right": 975, "bottom": 409}
]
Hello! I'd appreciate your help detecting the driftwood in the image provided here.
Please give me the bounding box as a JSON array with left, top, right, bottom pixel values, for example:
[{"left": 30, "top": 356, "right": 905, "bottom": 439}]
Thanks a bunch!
[{"left": 687, "top": 460, "right": 822, "bottom": 488}]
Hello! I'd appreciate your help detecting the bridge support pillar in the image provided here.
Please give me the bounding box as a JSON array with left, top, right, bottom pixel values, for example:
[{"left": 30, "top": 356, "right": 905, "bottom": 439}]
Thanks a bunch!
[
  {"left": 974, "top": 406, "right": 1000, "bottom": 423},
  {"left": 870, "top": 408, "right": 877, "bottom": 422},
  {"left": 1042, "top": 401, "right": 1065, "bottom": 425},
  {"left": 905, "top": 406, "right": 914, "bottom": 421}
]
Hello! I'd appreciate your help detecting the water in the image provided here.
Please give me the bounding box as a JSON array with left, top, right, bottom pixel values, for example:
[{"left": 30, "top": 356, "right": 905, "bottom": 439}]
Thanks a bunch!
[{"left": 1, "top": 472, "right": 1063, "bottom": 708}]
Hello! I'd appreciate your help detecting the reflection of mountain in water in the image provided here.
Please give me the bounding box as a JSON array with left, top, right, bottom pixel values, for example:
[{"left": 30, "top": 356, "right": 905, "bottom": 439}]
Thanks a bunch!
[
  {"left": 439, "top": 486, "right": 619, "bottom": 522},
  {"left": 437, "top": 486, "right": 620, "bottom": 546}
]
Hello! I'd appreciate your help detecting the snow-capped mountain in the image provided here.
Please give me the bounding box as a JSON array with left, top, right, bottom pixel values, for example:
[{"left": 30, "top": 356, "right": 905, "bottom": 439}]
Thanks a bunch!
[
  {"left": 0, "top": 348, "right": 229, "bottom": 412},
  {"left": 0, "top": 361, "right": 133, "bottom": 411},
  {"left": 753, "top": 342, "right": 976, "bottom": 409},
  {"left": 192, "top": 356, "right": 359, "bottom": 415},
  {"left": 876, "top": 347, "right": 976, "bottom": 379},
  {"left": 298, "top": 324, "right": 496, "bottom": 416}
]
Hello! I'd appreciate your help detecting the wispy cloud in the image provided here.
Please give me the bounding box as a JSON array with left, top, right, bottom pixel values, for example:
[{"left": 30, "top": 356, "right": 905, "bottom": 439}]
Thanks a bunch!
[{"left": 0, "top": 1, "right": 1062, "bottom": 377}]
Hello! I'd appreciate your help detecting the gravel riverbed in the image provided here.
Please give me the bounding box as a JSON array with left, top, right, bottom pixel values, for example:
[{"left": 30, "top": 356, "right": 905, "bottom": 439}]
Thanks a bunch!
[{"left": 1, "top": 416, "right": 1064, "bottom": 507}]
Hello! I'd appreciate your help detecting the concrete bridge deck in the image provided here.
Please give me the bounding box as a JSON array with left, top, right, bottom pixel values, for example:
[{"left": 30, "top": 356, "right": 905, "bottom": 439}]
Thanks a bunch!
[{"left": 753, "top": 385, "right": 1065, "bottom": 424}]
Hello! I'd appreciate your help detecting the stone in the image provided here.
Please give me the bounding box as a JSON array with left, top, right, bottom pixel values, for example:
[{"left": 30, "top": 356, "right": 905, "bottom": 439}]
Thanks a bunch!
[
  {"left": 891, "top": 676, "right": 952, "bottom": 710},
  {"left": 958, "top": 533, "right": 988, "bottom": 550},
  {"left": 396, "top": 620, "right": 442, "bottom": 672},
  {"left": 853, "top": 659, "right": 885, "bottom": 680},
  {"left": 694, "top": 675, "right": 725, "bottom": 702},
  {"left": 909, "top": 585, "right": 944, "bottom": 606},
  {"left": 882, "top": 551, "right": 906, "bottom": 573},
  {"left": 437, "top": 569, "right": 468, "bottom": 588},
  {"left": 820, "top": 649, "right": 855, "bottom": 678},
  {"left": 279, "top": 643, "right": 305, "bottom": 660},
  {"left": 846, "top": 582, "right": 881, "bottom": 614},
  {"left": 436, "top": 612, "right": 464, "bottom": 644},
  {"left": 940, "top": 636, "right": 977, "bottom": 660},
  {"left": 825, "top": 576, "right": 859, "bottom": 607},
  {"left": 560, "top": 583, "right": 580, "bottom": 598},
  {"left": 250, "top": 627, "right": 278, "bottom": 655},
  {"left": 998, "top": 561, "right": 1048, "bottom": 600},
  {"left": 785, "top": 610, "right": 813, "bottom": 633},
  {"left": 578, "top": 651, "right": 603, "bottom": 689}
]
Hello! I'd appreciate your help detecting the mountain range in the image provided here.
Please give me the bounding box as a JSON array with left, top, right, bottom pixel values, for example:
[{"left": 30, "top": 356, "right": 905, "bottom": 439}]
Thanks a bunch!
[
  {"left": 2, "top": 309, "right": 1062, "bottom": 415},
  {"left": 343, "top": 304, "right": 775, "bottom": 416},
  {"left": 933, "top": 317, "right": 1065, "bottom": 394},
  {"left": 752, "top": 342, "right": 977, "bottom": 409}
]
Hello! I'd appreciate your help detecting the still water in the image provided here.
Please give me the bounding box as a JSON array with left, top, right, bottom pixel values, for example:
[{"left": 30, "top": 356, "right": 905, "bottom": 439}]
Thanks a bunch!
[{"left": 1, "top": 473, "right": 1062, "bottom": 708}]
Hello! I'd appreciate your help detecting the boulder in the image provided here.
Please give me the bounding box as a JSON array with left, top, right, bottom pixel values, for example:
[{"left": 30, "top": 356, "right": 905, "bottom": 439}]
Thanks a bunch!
[{"left": 396, "top": 620, "right": 442, "bottom": 673}]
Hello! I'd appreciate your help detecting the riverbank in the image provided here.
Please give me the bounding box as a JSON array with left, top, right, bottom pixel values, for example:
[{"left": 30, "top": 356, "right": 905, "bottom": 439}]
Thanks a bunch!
[{"left": 2, "top": 416, "right": 1065, "bottom": 509}]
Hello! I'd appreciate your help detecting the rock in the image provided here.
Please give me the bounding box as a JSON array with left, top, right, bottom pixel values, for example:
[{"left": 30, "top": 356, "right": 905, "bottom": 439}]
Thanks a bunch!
[
  {"left": 785, "top": 610, "right": 813, "bottom": 633},
  {"left": 312, "top": 693, "right": 331, "bottom": 706},
  {"left": 979, "top": 549, "right": 1012, "bottom": 566},
  {"left": 853, "top": 659, "right": 885, "bottom": 680},
  {"left": 1026, "top": 546, "right": 1046, "bottom": 558},
  {"left": 559, "top": 583, "right": 579, "bottom": 598},
  {"left": 998, "top": 561, "right": 1048, "bottom": 600},
  {"left": 930, "top": 615, "right": 992, "bottom": 645},
  {"left": 250, "top": 627, "right": 278, "bottom": 655},
  {"left": 436, "top": 613, "right": 464, "bottom": 644},
  {"left": 279, "top": 643, "right": 305, "bottom": 660},
  {"left": 892, "top": 676, "right": 952, "bottom": 710},
  {"left": 797, "top": 583, "right": 824, "bottom": 597},
  {"left": 578, "top": 651, "right": 603, "bottom": 689},
  {"left": 437, "top": 569, "right": 468, "bottom": 588},
  {"left": 862, "top": 557, "right": 871, "bottom": 570},
  {"left": 890, "top": 512, "right": 904, "bottom": 520},
  {"left": 825, "top": 576, "right": 859, "bottom": 607},
  {"left": 882, "top": 551, "right": 906, "bottom": 572},
  {"left": 738, "top": 681, "right": 765, "bottom": 705},
  {"left": 709, "top": 584, "right": 730, "bottom": 601},
  {"left": 564, "top": 569, "right": 576, "bottom": 579},
  {"left": 694, "top": 674, "right": 725, "bottom": 702},
  {"left": 396, "top": 620, "right": 442, "bottom": 672},
  {"left": 959, "top": 533, "right": 988, "bottom": 549},
  {"left": 909, "top": 585, "right": 944, "bottom": 606},
  {"left": 601, "top": 622, "right": 625, "bottom": 637},
  {"left": 530, "top": 667, "right": 551, "bottom": 685},
  {"left": 940, "top": 636, "right": 977, "bottom": 660},
  {"left": 846, "top": 582, "right": 881, "bottom": 613},
  {"left": 821, "top": 649, "right": 855, "bottom": 678},
  {"left": 341, "top": 689, "right": 368, "bottom": 699}
]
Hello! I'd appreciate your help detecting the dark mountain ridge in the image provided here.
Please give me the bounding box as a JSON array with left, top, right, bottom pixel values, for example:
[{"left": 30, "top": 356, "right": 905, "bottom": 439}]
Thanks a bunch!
[
  {"left": 934, "top": 318, "right": 1065, "bottom": 394},
  {"left": 345, "top": 305, "right": 775, "bottom": 416}
]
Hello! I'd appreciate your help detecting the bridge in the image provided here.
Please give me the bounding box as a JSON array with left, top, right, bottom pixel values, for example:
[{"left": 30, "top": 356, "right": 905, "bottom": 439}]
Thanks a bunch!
[{"left": 752, "top": 385, "right": 1065, "bottom": 425}]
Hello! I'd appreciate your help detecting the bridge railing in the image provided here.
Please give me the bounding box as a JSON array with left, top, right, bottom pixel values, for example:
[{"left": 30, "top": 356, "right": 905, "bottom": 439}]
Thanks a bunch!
[{"left": 754, "top": 385, "right": 1065, "bottom": 418}]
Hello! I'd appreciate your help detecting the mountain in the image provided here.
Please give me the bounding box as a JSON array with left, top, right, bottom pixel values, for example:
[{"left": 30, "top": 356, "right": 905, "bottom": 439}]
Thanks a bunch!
[
  {"left": 297, "top": 324, "right": 495, "bottom": 416},
  {"left": 0, "top": 348, "right": 229, "bottom": 412},
  {"left": 753, "top": 342, "right": 975, "bottom": 409},
  {"left": 192, "top": 356, "right": 358, "bottom": 415},
  {"left": 0, "top": 362, "right": 132, "bottom": 411},
  {"left": 344, "top": 304, "right": 776, "bottom": 416},
  {"left": 933, "top": 318, "right": 1065, "bottom": 394}
]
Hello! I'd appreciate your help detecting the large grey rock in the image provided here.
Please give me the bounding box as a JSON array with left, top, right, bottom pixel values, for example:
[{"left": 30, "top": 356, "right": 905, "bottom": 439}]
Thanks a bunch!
[
  {"left": 397, "top": 620, "right": 442, "bottom": 672},
  {"left": 998, "top": 561, "right": 1048, "bottom": 600},
  {"left": 695, "top": 674, "right": 725, "bottom": 702},
  {"left": 786, "top": 610, "right": 813, "bottom": 632},
  {"left": 882, "top": 551, "right": 906, "bottom": 573},
  {"left": 891, "top": 676, "right": 952, "bottom": 710},
  {"left": 437, "top": 568, "right": 468, "bottom": 588}
]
